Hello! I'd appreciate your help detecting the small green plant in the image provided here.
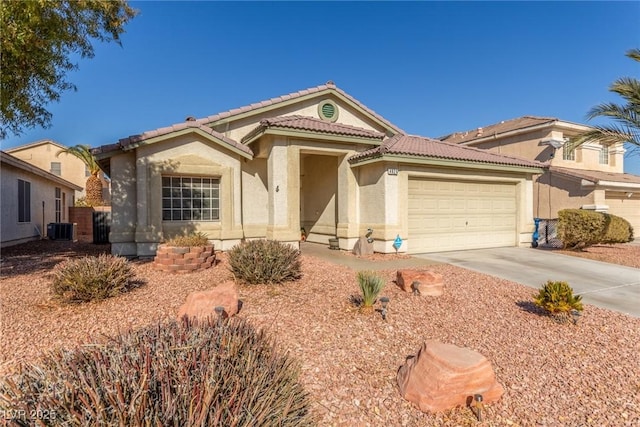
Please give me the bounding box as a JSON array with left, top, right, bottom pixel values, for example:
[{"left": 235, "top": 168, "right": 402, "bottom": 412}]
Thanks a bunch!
[
  {"left": 357, "top": 270, "right": 385, "bottom": 313},
  {"left": 228, "top": 240, "right": 302, "bottom": 285},
  {"left": 0, "top": 317, "right": 314, "bottom": 426},
  {"left": 51, "top": 254, "right": 136, "bottom": 303},
  {"left": 165, "top": 232, "right": 209, "bottom": 247},
  {"left": 533, "top": 280, "right": 584, "bottom": 319}
]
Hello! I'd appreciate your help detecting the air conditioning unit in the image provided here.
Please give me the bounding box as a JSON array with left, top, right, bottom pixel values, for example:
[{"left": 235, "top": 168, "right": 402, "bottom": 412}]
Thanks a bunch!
[{"left": 47, "top": 223, "right": 77, "bottom": 241}]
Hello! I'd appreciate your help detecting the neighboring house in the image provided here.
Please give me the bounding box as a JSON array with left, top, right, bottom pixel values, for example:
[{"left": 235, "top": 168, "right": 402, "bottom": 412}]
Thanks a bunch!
[
  {"left": 93, "top": 82, "right": 543, "bottom": 257},
  {"left": 0, "top": 151, "right": 82, "bottom": 248},
  {"left": 5, "top": 139, "right": 111, "bottom": 203},
  {"left": 442, "top": 116, "right": 640, "bottom": 233}
]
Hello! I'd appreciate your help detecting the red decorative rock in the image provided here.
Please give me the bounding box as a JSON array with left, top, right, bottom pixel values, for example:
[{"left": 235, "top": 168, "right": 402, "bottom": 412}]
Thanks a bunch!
[
  {"left": 177, "top": 281, "right": 239, "bottom": 320},
  {"left": 397, "top": 340, "right": 504, "bottom": 413},
  {"left": 396, "top": 270, "right": 443, "bottom": 296}
]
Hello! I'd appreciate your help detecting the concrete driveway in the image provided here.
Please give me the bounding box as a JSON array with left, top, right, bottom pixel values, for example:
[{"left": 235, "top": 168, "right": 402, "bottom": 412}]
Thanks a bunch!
[{"left": 416, "top": 247, "right": 640, "bottom": 317}]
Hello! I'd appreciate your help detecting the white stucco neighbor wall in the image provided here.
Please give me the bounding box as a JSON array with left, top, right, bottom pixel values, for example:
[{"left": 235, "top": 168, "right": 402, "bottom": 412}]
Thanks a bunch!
[
  {"left": 1, "top": 162, "right": 77, "bottom": 247},
  {"left": 109, "top": 152, "right": 137, "bottom": 257}
]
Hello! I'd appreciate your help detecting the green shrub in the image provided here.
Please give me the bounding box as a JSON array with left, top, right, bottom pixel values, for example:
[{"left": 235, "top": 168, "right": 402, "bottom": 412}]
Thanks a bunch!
[
  {"left": 228, "top": 240, "right": 302, "bottom": 285},
  {"left": 50, "top": 254, "right": 136, "bottom": 303},
  {"left": 558, "top": 209, "right": 633, "bottom": 249},
  {"left": 0, "top": 317, "right": 314, "bottom": 426},
  {"left": 533, "top": 280, "right": 583, "bottom": 318},
  {"left": 165, "top": 232, "right": 209, "bottom": 247},
  {"left": 357, "top": 270, "right": 385, "bottom": 312}
]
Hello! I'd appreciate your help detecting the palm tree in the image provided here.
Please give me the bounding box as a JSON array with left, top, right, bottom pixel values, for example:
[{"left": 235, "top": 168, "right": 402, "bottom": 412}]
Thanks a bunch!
[
  {"left": 572, "top": 49, "right": 640, "bottom": 152},
  {"left": 57, "top": 144, "right": 104, "bottom": 205}
]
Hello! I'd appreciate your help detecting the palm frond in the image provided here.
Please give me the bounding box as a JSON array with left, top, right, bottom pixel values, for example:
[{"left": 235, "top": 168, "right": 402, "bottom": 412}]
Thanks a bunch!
[
  {"left": 609, "top": 77, "right": 640, "bottom": 108},
  {"left": 57, "top": 144, "right": 101, "bottom": 175},
  {"left": 626, "top": 48, "right": 640, "bottom": 63}
]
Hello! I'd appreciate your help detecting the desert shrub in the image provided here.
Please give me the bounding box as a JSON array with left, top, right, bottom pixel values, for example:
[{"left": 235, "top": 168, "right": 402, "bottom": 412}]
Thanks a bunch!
[
  {"left": 357, "top": 270, "right": 385, "bottom": 311},
  {"left": 558, "top": 209, "right": 633, "bottom": 249},
  {"left": 165, "top": 232, "right": 209, "bottom": 247},
  {"left": 50, "top": 254, "right": 136, "bottom": 303},
  {"left": 228, "top": 240, "right": 302, "bottom": 285},
  {"left": 0, "top": 317, "right": 314, "bottom": 426},
  {"left": 533, "top": 280, "right": 583, "bottom": 319}
]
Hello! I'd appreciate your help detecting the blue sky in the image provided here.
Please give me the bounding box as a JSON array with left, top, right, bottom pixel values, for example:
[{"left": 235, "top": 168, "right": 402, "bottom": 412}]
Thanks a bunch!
[{"left": 3, "top": 1, "right": 640, "bottom": 173}]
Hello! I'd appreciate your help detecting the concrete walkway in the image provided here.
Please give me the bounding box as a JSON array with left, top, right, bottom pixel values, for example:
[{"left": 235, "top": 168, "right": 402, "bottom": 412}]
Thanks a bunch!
[
  {"left": 417, "top": 247, "right": 640, "bottom": 318},
  {"left": 299, "top": 242, "right": 440, "bottom": 271}
]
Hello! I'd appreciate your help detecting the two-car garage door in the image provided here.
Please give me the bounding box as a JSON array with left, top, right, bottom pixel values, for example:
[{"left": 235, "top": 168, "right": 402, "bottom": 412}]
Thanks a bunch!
[{"left": 408, "top": 178, "right": 517, "bottom": 253}]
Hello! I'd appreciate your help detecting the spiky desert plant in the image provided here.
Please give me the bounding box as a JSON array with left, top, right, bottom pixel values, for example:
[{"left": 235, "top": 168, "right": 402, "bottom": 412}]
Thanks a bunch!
[
  {"left": 228, "top": 240, "right": 302, "bottom": 285},
  {"left": 357, "top": 270, "right": 385, "bottom": 313},
  {"left": 534, "top": 280, "right": 584, "bottom": 320},
  {"left": 0, "top": 317, "right": 315, "bottom": 426},
  {"left": 50, "top": 254, "right": 136, "bottom": 303}
]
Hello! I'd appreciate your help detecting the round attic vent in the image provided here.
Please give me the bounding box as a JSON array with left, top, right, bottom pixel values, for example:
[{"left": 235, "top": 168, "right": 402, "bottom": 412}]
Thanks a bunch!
[{"left": 318, "top": 99, "right": 338, "bottom": 122}]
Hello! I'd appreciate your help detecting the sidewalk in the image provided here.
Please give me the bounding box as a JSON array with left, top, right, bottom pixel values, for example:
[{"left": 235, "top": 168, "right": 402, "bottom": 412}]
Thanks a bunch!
[{"left": 299, "top": 242, "right": 441, "bottom": 271}]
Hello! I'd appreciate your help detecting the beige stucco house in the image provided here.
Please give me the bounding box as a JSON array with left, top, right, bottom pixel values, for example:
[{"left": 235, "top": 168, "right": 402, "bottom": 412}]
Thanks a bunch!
[
  {"left": 6, "top": 139, "right": 111, "bottom": 203},
  {"left": 1, "top": 151, "right": 82, "bottom": 248},
  {"left": 94, "top": 82, "right": 543, "bottom": 257},
  {"left": 442, "top": 116, "right": 640, "bottom": 233}
]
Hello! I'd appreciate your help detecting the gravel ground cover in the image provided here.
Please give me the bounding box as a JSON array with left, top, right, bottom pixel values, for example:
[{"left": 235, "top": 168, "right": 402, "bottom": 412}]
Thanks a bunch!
[
  {"left": 1, "top": 240, "right": 639, "bottom": 426},
  {"left": 553, "top": 243, "right": 640, "bottom": 269}
]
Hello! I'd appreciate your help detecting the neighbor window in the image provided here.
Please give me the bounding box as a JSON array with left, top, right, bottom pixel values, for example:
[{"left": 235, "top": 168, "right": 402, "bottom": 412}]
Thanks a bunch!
[
  {"left": 55, "top": 187, "right": 62, "bottom": 222},
  {"left": 562, "top": 140, "right": 576, "bottom": 161},
  {"left": 599, "top": 144, "right": 609, "bottom": 164},
  {"left": 18, "top": 179, "right": 31, "bottom": 222},
  {"left": 50, "top": 162, "right": 61, "bottom": 176},
  {"left": 85, "top": 165, "right": 91, "bottom": 177},
  {"left": 162, "top": 176, "right": 220, "bottom": 221}
]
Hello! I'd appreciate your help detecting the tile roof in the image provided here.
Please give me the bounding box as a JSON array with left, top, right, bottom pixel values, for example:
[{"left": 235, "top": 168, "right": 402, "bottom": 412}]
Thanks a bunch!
[
  {"left": 349, "top": 133, "right": 544, "bottom": 168},
  {"left": 92, "top": 121, "right": 253, "bottom": 157},
  {"left": 241, "top": 115, "right": 386, "bottom": 143},
  {"left": 196, "top": 81, "right": 401, "bottom": 133},
  {"left": 441, "top": 116, "right": 559, "bottom": 144},
  {"left": 550, "top": 166, "right": 640, "bottom": 186}
]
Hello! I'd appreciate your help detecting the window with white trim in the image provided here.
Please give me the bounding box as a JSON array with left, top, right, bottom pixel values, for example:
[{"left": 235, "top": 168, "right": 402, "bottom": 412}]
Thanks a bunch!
[
  {"left": 599, "top": 144, "right": 609, "bottom": 164},
  {"left": 162, "top": 176, "right": 220, "bottom": 221},
  {"left": 50, "top": 162, "right": 61, "bottom": 176},
  {"left": 18, "top": 179, "right": 31, "bottom": 222},
  {"left": 563, "top": 140, "right": 576, "bottom": 161}
]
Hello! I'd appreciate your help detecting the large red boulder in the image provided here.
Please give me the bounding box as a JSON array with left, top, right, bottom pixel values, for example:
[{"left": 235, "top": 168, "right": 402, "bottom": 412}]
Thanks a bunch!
[
  {"left": 396, "top": 270, "right": 443, "bottom": 296},
  {"left": 177, "top": 281, "right": 239, "bottom": 320},
  {"left": 397, "top": 340, "right": 504, "bottom": 413}
]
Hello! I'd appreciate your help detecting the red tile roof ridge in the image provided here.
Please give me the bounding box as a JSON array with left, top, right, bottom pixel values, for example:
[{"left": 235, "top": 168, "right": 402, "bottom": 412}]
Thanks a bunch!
[
  {"left": 441, "top": 115, "right": 559, "bottom": 142},
  {"left": 242, "top": 115, "right": 386, "bottom": 143},
  {"left": 350, "top": 133, "right": 543, "bottom": 168},
  {"left": 195, "top": 82, "right": 401, "bottom": 132},
  {"left": 96, "top": 121, "right": 252, "bottom": 156},
  {"left": 549, "top": 166, "right": 640, "bottom": 183}
]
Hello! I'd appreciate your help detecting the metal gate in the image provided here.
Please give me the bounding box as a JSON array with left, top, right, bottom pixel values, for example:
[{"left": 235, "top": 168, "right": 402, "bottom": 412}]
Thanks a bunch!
[
  {"left": 92, "top": 211, "right": 111, "bottom": 244},
  {"left": 533, "top": 218, "right": 563, "bottom": 248}
]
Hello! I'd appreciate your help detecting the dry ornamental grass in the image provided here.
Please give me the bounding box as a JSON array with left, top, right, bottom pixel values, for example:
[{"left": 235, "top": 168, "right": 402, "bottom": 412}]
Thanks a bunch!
[{"left": 1, "top": 240, "right": 639, "bottom": 426}]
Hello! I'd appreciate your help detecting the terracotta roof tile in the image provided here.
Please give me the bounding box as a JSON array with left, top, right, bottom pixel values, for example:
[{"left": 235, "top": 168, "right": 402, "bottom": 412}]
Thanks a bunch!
[
  {"left": 242, "top": 115, "right": 385, "bottom": 143},
  {"left": 93, "top": 122, "right": 252, "bottom": 156},
  {"left": 196, "top": 82, "right": 401, "bottom": 132},
  {"left": 441, "top": 116, "right": 559, "bottom": 143},
  {"left": 349, "top": 134, "right": 543, "bottom": 168},
  {"left": 550, "top": 166, "right": 640, "bottom": 185}
]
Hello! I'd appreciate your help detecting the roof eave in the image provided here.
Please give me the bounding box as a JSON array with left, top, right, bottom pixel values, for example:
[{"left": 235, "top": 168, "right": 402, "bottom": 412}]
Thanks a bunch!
[
  {"left": 350, "top": 153, "right": 544, "bottom": 173},
  {"left": 243, "top": 127, "right": 384, "bottom": 146},
  {"left": 105, "top": 128, "right": 253, "bottom": 160},
  {"left": 0, "top": 152, "right": 84, "bottom": 191},
  {"left": 208, "top": 87, "right": 400, "bottom": 135}
]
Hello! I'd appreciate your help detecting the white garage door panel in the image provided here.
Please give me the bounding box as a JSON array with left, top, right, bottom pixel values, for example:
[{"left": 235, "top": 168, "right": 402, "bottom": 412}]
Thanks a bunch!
[
  {"left": 606, "top": 193, "right": 640, "bottom": 235},
  {"left": 408, "top": 179, "right": 517, "bottom": 253}
]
